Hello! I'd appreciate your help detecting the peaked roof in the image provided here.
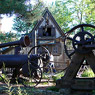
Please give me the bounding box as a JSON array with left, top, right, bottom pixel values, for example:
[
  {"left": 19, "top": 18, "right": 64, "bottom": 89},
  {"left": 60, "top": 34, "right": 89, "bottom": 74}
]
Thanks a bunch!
[{"left": 30, "top": 8, "right": 65, "bottom": 37}]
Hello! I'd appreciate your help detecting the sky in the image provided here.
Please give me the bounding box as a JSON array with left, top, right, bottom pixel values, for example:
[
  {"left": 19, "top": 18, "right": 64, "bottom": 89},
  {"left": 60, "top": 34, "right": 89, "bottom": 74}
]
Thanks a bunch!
[
  {"left": 1, "top": 15, "right": 15, "bottom": 32},
  {"left": 1, "top": 0, "right": 55, "bottom": 33}
]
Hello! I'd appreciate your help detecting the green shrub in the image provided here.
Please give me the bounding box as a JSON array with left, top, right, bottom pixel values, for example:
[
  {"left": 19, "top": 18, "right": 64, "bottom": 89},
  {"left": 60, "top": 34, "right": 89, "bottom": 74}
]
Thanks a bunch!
[
  {"left": 81, "top": 68, "right": 95, "bottom": 77},
  {"left": 42, "top": 73, "right": 50, "bottom": 79},
  {"left": 0, "top": 74, "right": 6, "bottom": 81},
  {"left": 52, "top": 71, "right": 64, "bottom": 82},
  {"left": 46, "top": 86, "right": 59, "bottom": 92}
]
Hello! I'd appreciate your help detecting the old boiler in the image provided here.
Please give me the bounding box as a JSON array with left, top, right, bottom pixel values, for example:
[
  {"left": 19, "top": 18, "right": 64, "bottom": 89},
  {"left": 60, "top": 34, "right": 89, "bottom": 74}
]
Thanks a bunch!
[{"left": 0, "top": 35, "right": 50, "bottom": 87}]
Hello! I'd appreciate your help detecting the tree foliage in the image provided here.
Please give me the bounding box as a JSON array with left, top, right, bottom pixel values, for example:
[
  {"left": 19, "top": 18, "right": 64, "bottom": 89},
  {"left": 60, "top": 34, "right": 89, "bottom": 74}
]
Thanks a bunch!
[
  {"left": 49, "top": 0, "right": 95, "bottom": 33},
  {"left": 12, "top": 17, "right": 34, "bottom": 34},
  {"left": 12, "top": 0, "right": 45, "bottom": 34},
  {"left": 0, "top": 0, "right": 44, "bottom": 19},
  {"left": 0, "top": 0, "right": 27, "bottom": 16},
  {"left": 23, "top": 0, "right": 45, "bottom": 23},
  {"left": 0, "top": 32, "right": 16, "bottom": 43},
  {"left": 49, "top": 0, "right": 74, "bottom": 33},
  {"left": 1, "top": 0, "right": 95, "bottom": 35},
  {"left": 84, "top": 0, "right": 95, "bottom": 24}
]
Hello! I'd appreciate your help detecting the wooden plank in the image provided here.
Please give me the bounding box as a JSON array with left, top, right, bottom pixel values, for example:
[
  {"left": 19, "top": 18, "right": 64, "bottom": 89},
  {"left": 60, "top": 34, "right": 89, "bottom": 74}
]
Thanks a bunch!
[
  {"left": 62, "top": 53, "right": 84, "bottom": 81},
  {"left": 72, "top": 78, "right": 95, "bottom": 90},
  {"left": 54, "top": 62, "right": 65, "bottom": 63},
  {"left": 85, "top": 52, "right": 95, "bottom": 73}
]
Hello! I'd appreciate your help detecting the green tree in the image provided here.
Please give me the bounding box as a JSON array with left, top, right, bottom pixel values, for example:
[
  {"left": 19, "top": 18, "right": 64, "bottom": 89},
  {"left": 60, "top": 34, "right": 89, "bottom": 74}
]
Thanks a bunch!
[
  {"left": 0, "top": 0, "right": 27, "bottom": 15},
  {"left": 0, "top": 0, "right": 44, "bottom": 21},
  {"left": 0, "top": 32, "right": 16, "bottom": 43},
  {"left": 0, "top": 0, "right": 45, "bottom": 43},
  {"left": 68, "top": 0, "right": 95, "bottom": 34},
  {"left": 84, "top": 0, "right": 95, "bottom": 24},
  {"left": 49, "top": 0, "right": 74, "bottom": 33},
  {"left": 12, "top": 17, "right": 34, "bottom": 34},
  {"left": 23, "top": 1, "right": 45, "bottom": 23},
  {"left": 12, "top": 0, "right": 45, "bottom": 34},
  {"left": 49, "top": 0, "right": 95, "bottom": 33}
]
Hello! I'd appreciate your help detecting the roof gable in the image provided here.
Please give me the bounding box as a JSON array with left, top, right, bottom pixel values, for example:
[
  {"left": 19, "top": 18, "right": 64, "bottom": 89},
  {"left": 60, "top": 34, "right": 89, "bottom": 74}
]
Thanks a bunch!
[{"left": 31, "top": 8, "right": 65, "bottom": 37}]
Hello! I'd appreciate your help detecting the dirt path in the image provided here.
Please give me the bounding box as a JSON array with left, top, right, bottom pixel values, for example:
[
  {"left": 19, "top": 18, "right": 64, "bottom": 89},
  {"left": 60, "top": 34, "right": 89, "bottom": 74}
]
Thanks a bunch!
[
  {"left": 0, "top": 80, "right": 55, "bottom": 90},
  {"left": 36, "top": 82, "right": 55, "bottom": 90}
]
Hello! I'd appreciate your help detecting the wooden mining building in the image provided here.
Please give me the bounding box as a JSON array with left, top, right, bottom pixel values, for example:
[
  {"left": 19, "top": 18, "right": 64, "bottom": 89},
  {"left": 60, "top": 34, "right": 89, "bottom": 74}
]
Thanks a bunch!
[{"left": 29, "top": 8, "right": 69, "bottom": 71}]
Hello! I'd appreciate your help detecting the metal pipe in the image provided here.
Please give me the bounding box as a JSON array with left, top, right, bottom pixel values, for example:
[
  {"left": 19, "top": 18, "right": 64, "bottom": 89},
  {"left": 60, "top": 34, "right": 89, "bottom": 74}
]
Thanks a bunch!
[{"left": 0, "top": 35, "right": 30, "bottom": 48}]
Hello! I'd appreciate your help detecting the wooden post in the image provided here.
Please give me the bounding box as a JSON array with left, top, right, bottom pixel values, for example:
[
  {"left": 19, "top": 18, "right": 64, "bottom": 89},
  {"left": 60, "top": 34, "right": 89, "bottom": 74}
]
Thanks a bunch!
[
  {"left": 63, "top": 53, "right": 84, "bottom": 81},
  {"left": 34, "top": 30, "right": 37, "bottom": 54}
]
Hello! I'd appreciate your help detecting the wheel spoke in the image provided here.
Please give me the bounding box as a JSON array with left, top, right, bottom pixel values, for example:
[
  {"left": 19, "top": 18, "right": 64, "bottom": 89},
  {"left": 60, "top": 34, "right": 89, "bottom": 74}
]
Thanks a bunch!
[
  {"left": 69, "top": 50, "right": 75, "bottom": 58},
  {"left": 67, "top": 37, "right": 73, "bottom": 41},
  {"left": 67, "top": 37, "right": 79, "bottom": 43},
  {"left": 74, "top": 41, "right": 81, "bottom": 45},
  {"left": 86, "top": 38, "right": 92, "bottom": 43},
  {"left": 79, "top": 33, "right": 85, "bottom": 42},
  {"left": 81, "top": 26, "right": 84, "bottom": 32}
]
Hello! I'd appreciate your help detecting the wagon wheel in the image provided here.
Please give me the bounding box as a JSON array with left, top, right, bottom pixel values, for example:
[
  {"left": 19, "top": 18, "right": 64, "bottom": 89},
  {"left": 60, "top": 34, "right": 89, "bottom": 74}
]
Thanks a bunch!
[
  {"left": 18, "top": 61, "right": 42, "bottom": 87},
  {"left": 64, "top": 24, "right": 95, "bottom": 59},
  {"left": 28, "top": 45, "right": 50, "bottom": 68},
  {"left": 19, "top": 45, "right": 49, "bottom": 87}
]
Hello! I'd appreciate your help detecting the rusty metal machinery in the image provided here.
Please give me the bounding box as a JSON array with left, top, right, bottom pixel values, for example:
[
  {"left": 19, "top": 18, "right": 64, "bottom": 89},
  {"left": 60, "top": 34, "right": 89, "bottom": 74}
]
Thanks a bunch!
[
  {"left": 57, "top": 24, "right": 95, "bottom": 90},
  {"left": 0, "top": 36, "right": 50, "bottom": 87},
  {"left": 28, "top": 45, "right": 50, "bottom": 67},
  {"left": 64, "top": 24, "right": 95, "bottom": 59}
]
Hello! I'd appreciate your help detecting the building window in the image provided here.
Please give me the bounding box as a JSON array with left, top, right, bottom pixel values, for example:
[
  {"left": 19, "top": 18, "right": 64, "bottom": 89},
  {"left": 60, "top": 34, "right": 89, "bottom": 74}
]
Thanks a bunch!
[
  {"left": 38, "top": 25, "right": 55, "bottom": 38},
  {"left": 53, "top": 46, "right": 58, "bottom": 54},
  {"left": 52, "top": 43, "right": 62, "bottom": 55},
  {"left": 43, "top": 27, "right": 51, "bottom": 36}
]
